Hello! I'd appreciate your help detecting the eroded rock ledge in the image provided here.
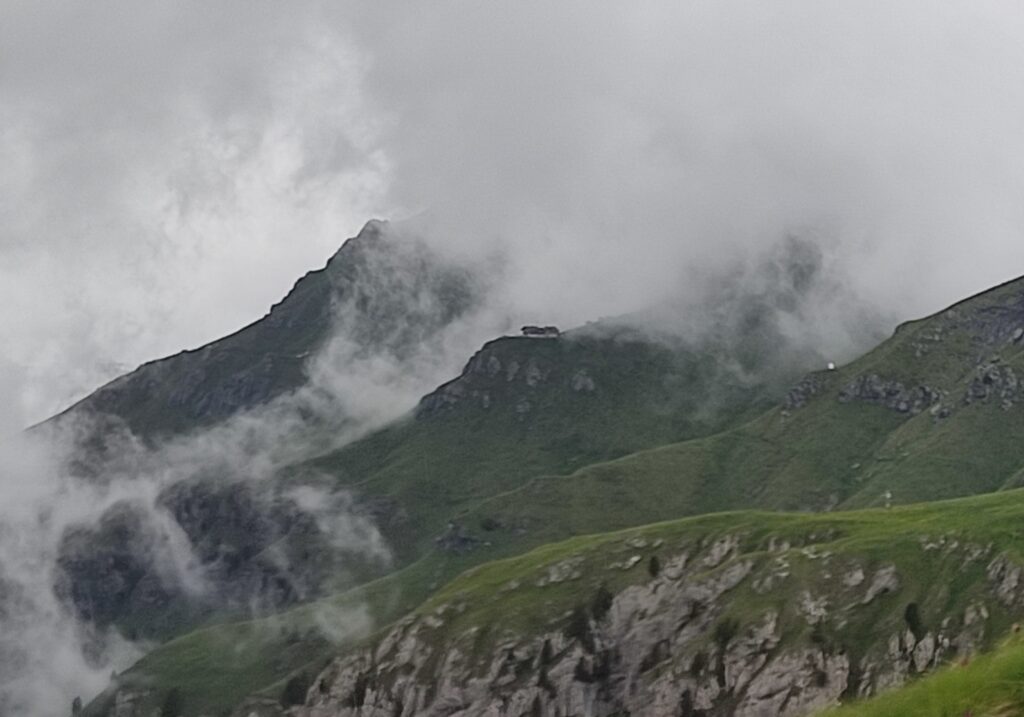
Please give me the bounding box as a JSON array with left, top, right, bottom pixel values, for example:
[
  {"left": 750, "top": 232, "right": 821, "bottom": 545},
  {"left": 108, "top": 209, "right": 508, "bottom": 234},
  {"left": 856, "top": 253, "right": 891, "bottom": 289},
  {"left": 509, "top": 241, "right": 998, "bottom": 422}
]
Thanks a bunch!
[{"left": 279, "top": 534, "right": 1015, "bottom": 717}]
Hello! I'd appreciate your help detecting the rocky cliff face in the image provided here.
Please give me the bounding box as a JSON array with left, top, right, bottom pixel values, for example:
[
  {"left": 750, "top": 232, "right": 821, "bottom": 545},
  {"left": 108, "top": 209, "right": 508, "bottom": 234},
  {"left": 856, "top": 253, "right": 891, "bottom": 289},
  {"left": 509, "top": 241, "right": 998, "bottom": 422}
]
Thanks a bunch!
[
  {"left": 54, "top": 479, "right": 394, "bottom": 643},
  {"left": 272, "top": 528, "right": 1017, "bottom": 717},
  {"left": 807, "top": 275, "right": 1024, "bottom": 422}
]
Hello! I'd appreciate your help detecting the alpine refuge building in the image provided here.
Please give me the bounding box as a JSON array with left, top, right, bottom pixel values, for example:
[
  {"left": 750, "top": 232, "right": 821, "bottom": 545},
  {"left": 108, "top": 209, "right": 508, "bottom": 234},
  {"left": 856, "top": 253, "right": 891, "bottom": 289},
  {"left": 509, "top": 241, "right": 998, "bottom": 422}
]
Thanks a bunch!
[{"left": 521, "top": 325, "right": 560, "bottom": 338}]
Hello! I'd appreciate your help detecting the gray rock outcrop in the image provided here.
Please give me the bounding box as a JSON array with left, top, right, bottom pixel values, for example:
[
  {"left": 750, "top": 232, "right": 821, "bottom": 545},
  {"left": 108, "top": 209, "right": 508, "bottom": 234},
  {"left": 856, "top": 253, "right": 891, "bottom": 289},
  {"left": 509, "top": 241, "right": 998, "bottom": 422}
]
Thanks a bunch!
[
  {"left": 838, "top": 374, "right": 940, "bottom": 415},
  {"left": 289, "top": 538, "right": 984, "bottom": 717}
]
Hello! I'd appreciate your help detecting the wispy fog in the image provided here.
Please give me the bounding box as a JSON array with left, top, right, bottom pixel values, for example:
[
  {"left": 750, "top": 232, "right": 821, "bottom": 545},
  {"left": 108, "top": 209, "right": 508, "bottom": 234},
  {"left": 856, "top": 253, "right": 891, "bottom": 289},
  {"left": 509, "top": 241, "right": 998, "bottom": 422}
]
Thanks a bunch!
[
  {"left": 0, "top": 228, "right": 502, "bottom": 712},
  {"left": 4, "top": 2, "right": 1024, "bottom": 426},
  {"left": 0, "top": 430, "right": 141, "bottom": 714}
]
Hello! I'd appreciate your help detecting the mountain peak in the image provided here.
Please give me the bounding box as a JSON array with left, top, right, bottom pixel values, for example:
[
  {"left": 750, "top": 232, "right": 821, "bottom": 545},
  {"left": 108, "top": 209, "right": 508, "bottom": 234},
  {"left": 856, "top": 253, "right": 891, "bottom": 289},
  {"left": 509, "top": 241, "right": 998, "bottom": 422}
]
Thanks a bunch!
[{"left": 45, "top": 218, "right": 473, "bottom": 443}]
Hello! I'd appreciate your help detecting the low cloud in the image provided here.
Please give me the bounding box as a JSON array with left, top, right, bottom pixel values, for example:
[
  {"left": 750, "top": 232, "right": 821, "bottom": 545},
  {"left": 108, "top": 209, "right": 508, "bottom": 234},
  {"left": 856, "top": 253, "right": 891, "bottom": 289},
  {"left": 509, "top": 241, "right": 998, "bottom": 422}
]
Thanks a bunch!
[
  {"left": 0, "top": 224, "right": 516, "bottom": 713},
  {"left": 355, "top": 2, "right": 1024, "bottom": 333},
  {"left": 6, "top": 3, "right": 1024, "bottom": 425}
]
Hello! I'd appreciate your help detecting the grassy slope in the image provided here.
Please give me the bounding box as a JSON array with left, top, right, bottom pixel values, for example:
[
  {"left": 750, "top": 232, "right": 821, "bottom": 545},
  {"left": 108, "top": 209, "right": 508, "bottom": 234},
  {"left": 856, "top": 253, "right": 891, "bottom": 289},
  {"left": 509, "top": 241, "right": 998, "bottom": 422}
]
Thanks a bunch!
[
  {"left": 301, "top": 330, "right": 780, "bottom": 560},
  {"left": 820, "top": 635, "right": 1024, "bottom": 717},
  {"left": 97, "top": 569, "right": 424, "bottom": 715},
  {"left": 419, "top": 489, "right": 1024, "bottom": 657},
  {"left": 462, "top": 277, "right": 1024, "bottom": 551},
  {"left": 92, "top": 550, "right": 531, "bottom": 715}
]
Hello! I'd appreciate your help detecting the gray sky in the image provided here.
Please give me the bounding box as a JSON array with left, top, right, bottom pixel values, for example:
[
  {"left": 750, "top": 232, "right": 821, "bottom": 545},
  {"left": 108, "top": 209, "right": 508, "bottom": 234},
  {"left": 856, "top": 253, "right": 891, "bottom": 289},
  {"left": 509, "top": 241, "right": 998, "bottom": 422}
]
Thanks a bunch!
[{"left": 4, "top": 1, "right": 1024, "bottom": 428}]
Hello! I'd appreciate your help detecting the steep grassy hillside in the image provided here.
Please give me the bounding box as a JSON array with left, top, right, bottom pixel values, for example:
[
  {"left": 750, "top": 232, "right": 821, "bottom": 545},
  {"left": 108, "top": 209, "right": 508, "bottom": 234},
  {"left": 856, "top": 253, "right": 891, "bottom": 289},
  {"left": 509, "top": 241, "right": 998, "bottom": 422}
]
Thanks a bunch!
[
  {"left": 256, "top": 273, "right": 1024, "bottom": 590},
  {"left": 820, "top": 633, "right": 1024, "bottom": 716},
  {"left": 302, "top": 325, "right": 785, "bottom": 560},
  {"left": 461, "top": 276, "right": 1024, "bottom": 555}
]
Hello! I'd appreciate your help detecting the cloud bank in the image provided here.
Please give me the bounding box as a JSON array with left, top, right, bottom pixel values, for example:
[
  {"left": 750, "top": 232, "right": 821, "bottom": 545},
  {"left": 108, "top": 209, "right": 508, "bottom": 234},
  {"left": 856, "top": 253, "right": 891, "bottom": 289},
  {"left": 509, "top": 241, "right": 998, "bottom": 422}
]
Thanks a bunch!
[{"left": 4, "top": 2, "right": 1024, "bottom": 426}]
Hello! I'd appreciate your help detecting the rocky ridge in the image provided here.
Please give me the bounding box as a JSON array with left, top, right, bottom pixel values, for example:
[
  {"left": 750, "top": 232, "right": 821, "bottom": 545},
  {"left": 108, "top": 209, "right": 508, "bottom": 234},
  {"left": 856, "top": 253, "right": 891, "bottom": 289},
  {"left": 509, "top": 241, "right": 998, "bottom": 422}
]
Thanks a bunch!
[
  {"left": 247, "top": 518, "right": 1024, "bottom": 717},
  {"left": 48, "top": 220, "right": 479, "bottom": 444},
  {"left": 784, "top": 275, "right": 1024, "bottom": 422}
]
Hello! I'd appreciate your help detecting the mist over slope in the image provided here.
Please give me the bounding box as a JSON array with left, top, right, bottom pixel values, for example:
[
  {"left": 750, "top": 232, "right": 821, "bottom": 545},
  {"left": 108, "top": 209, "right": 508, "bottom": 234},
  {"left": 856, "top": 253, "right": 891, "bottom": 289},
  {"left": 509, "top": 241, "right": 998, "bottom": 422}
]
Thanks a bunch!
[
  {"left": 460, "top": 273, "right": 1024, "bottom": 557},
  {"left": 63, "top": 250, "right": 1024, "bottom": 716},
  {"left": 261, "top": 274, "right": 1024, "bottom": 716},
  {"left": 0, "top": 221, "right": 500, "bottom": 714},
  {"left": 0, "top": 214, "right": 897, "bottom": 715},
  {"left": 46, "top": 220, "right": 486, "bottom": 444}
]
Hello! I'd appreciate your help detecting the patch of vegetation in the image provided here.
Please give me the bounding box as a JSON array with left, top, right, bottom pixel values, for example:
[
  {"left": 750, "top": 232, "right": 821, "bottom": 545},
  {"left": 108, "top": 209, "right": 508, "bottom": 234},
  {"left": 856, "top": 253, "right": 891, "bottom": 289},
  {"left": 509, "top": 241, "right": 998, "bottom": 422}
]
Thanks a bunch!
[
  {"left": 821, "top": 634, "right": 1024, "bottom": 717},
  {"left": 648, "top": 554, "right": 661, "bottom": 578},
  {"left": 564, "top": 605, "right": 593, "bottom": 650},
  {"left": 159, "top": 688, "right": 182, "bottom": 717},
  {"left": 280, "top": 672, "right": 313, "bottom": 707},
  {"left": 714, "top": 618, "right": 740, "bottom": 649},
  {"left": 904, "top": 602, "right": 926, "bottom": 642},
  {"left": 304, "top": 329, "right": 782, "bottom": 561},
  {"left": 591, "top": 584, "right": 614, "bottom": 621}
]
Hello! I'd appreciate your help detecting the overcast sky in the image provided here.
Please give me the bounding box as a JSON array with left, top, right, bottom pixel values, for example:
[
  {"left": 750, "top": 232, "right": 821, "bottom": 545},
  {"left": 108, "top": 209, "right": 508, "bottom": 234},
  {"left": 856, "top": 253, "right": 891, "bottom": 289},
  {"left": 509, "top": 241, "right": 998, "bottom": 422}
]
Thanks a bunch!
[{"left": 4, "top": 1, "right": 1024, "bottom": 429}]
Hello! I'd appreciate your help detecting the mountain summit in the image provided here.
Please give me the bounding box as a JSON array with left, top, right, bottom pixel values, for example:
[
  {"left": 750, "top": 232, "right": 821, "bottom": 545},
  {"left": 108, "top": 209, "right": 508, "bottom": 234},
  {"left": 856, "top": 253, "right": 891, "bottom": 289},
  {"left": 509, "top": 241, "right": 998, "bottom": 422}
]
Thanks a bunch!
[{"left": 46, "top": 220, "right": 479, "bottom": 444}]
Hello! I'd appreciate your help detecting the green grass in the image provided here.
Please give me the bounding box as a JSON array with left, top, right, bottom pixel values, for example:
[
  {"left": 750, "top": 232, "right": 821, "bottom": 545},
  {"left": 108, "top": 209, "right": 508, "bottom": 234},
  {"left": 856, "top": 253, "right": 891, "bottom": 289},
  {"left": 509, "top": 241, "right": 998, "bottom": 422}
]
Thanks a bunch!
[
  {"left": 821, "top": 635, "right": 1024, "bottom": 717},
  {"left": 424, "top": 489, "right": 1024, "bottom": 643},
  {"left": 453, "top": 276, "right": 1024, "bottom": 554},
  {"left": 90, "top": 546, "right": 538, "bottom": 716},
  {"left": 300, "top": 330, "right": 781, "bottom": 560}
]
